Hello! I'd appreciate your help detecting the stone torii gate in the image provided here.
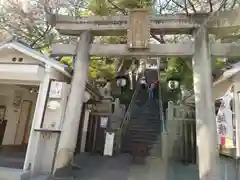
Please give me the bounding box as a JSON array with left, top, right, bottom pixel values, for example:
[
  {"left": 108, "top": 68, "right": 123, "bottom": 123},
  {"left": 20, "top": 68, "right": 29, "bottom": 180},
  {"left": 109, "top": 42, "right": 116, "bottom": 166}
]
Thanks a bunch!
[{"left": 49, "top": 9, "right": 240, "bottom": 180}]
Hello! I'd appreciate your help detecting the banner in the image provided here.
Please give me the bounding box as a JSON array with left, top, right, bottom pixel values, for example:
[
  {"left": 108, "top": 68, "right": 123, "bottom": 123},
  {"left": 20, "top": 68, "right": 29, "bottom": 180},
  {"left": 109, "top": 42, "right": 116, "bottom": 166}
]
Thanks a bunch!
[{"left": 216, "top": 85, "right": 235, "bottom": 148}]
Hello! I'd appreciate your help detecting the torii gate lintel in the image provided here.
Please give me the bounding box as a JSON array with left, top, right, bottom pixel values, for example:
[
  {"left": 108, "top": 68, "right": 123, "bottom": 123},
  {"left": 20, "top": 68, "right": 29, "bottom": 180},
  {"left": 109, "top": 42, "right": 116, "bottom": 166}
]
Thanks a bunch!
[
  {"left": 46, "top": 9, "right": 240, "bottom": 180},
  {"left": 51, "top": 8, "right": 240, "bottom": 37}
]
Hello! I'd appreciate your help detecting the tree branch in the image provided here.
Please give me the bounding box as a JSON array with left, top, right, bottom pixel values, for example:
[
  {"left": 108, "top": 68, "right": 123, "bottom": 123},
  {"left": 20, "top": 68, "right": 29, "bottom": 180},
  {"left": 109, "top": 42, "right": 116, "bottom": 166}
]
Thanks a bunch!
[
  {"left": 230, "top": 0, "right": 238, "bottom": 9},
  {"left": 159, "top": 0, "right": 172, "bottom": 13},
  {"left": 30, "top": 24, "right": 51, "bottom": 48},
  {"left": 183, "top": 0, "right": 189, "bottom": 15},
  {"left": 106, "top": 0, "right": 127, "bottom": 15},
  {"left": 171, "top": 0, "right": 185, "bottom": 10},
  {"left": 151, "top": 34, "right": 165, "bottom": 44},
  {"left": 208, "top": 0, "right": 213, "bottom": 12},
  {"left": 187, "top": 0, "right": 197, "bottom": 12},
  {"left": 218, "top": 0, "right": 228, "bottom": 11},
  {"left": 171, "top": 0, "right": 189, "bottom": 14}
]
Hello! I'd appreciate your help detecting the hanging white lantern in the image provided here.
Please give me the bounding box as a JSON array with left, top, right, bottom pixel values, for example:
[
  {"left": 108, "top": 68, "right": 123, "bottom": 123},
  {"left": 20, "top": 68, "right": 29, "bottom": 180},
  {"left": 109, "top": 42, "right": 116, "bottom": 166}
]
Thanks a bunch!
[
  {"left": 116, "top": 75, "right": 128, "bottom": 88},
  {"left": 168, "top": 80, "right": 180, "bottom": 90}
]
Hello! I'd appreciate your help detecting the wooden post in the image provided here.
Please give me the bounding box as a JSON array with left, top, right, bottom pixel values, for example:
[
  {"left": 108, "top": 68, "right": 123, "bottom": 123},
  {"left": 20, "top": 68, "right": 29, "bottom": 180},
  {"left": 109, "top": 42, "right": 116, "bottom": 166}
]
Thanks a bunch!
[
  {"left": 192, "top": 28, "right": 220, "bottom": 180},
  {"left": 54, "top": 31, "right": 92, "bottom": 172}
]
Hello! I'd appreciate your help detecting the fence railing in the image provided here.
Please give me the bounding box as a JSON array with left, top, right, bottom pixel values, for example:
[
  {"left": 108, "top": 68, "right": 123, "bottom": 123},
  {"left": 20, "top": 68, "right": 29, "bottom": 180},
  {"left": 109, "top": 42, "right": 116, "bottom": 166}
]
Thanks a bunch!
[
  {"left": 157, "top": 77, "right": 165, "bottom": 132},
  {"left": 166, "top": 102, "right": 197, "bottom": 164},
  {"left": 156, "top": 60, "right": 168, "bottom": 161}
]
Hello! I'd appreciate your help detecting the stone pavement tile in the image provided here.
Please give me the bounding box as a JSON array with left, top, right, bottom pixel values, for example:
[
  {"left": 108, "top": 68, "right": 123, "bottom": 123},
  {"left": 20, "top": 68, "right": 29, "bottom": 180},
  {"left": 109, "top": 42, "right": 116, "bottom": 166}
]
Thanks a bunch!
[
  {"left": 0, "top": 156, "right": 24, "bottom": 169},
  {"left": 167, "top": 156, "right": 239, "bottom": 180},
  {"left": 0, "top": 167, "right": 24, "bottom": 180},
  {"left": 127, "top": 157, "right": 167, "bottom": 180},
  {"left": 30, "top": 156, "right": 239, "bottom": 180},
  {"left": 168, "top": 162, "right": 199, "bottom": 180},
  {"left": 74, "top": 156, "right": 167, "bottom": 180}
]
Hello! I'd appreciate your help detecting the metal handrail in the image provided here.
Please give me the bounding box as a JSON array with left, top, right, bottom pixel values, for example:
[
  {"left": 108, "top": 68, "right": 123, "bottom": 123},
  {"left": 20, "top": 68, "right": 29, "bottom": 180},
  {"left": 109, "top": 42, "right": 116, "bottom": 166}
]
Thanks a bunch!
[
  {"left": 157, "top": 59, "right": 168, "bottom": 162},
  {"left": 114, "top": 79, "right": 140, "bottom": 152},
  {"left": 157, "top": 60, "right": 166, "bottom": 132},
  {"left": 120, "top": 82, "right": 139, "bottom": 131},
  {"left": 159, "top": 85, "right": 166, "bottom": 132}
]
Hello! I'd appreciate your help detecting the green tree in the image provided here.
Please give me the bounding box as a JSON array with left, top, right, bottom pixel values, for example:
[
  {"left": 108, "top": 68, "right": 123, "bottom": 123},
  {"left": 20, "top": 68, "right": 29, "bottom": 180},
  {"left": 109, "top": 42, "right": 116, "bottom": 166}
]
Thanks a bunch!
[
  {"left": 1, "top": 0, "right": 240, "bottom": 84},
  {"left": 165, "top": 57, "right": 193, "bottom": 90}
]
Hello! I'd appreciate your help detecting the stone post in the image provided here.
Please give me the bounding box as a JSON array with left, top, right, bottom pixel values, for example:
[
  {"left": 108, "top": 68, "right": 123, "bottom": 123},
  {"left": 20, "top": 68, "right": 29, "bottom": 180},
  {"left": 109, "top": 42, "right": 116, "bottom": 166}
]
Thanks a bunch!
[
  {"left": 80, "top": 108, "right": 91, "bottom": 152},
  {"left": 129, "top": 71, "right": 133, "bottom": 90},
  {"left": 23, "top": 65, "right": 51, "bottom": 172},
  {"left": 54, "top": 31, "right": 92, "bottom": 172},
  {"left": 192, "top": 28, "right": 220, "bottom": 180}
]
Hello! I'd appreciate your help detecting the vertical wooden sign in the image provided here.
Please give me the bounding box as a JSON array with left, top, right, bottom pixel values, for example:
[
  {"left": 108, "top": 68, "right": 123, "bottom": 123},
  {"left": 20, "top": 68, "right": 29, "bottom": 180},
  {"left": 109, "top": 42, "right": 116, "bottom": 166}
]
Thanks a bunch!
[{"left": 127, "top": 9, "right": 150, "bottom": 49}]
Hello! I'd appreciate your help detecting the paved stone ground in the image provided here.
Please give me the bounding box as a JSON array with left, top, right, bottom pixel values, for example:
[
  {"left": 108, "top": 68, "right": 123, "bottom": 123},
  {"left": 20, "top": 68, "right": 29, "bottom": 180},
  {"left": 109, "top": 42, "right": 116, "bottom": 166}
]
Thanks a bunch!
[
  {"left": 63, "top": 153, "right": 200, "bottom": 180},
  {"left": 0, "top": 152, "right": 25, "bottom": 169},
  {"left": 1, "top": 153, "right": 237, "bottom": 180},
  {"left": 52, "top": 153, "right": 240, "bottom": 180},
  {"left": 0, "top": 166, "right": 24, "bottom": 180},
  {"left": 69, "top": 153, "right": 166, "bottom": 180}
]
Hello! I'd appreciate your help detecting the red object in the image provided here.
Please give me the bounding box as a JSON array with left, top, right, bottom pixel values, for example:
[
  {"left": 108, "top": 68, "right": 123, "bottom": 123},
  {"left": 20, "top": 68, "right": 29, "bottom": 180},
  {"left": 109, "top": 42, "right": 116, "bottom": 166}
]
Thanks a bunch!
[
  {"left": 221, "top": 136, "right": 226, "bottom": 146},
  {"left": 154, "top": 81, "right": 158, "bottom": 88}
]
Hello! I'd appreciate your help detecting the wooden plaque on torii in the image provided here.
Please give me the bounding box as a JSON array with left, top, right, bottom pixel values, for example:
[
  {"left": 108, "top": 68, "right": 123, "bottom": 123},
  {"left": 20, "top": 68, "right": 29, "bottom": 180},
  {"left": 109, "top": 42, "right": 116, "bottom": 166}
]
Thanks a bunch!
[{"left": 127, "top": 9, "right": 150, "bottom": 49}]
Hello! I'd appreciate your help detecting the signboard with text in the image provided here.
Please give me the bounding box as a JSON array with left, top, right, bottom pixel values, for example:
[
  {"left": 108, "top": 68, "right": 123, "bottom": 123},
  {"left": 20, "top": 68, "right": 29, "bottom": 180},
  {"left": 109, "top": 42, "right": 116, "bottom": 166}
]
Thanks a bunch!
[
  {"left": 216, "top": 85, "right": 235, "bottom": 149},
  {"left": 49, "top": 81, "right": 63, "bottom": 99},
  {"left": 127, "top": 9, "right": 150, "bottom": 49}
]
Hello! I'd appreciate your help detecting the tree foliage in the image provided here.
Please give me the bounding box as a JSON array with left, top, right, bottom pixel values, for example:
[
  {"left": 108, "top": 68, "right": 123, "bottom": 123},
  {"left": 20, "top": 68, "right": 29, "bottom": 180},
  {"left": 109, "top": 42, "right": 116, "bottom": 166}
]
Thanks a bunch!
[
  {"left": 165, "top": 57, "right": 193, "bottom": 90},
  {"left": 89, "top": 57, "right": 116, "bottom": 79},
  {"left": 0, "top": 0, "right": 240, "bottom": 84}
]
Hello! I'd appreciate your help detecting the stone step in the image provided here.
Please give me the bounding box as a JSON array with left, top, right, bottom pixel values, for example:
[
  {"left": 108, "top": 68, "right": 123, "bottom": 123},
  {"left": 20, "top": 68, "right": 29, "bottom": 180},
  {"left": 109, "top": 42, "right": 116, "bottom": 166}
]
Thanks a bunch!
[
  {"left": 132, "top": 111, "right": 160, "bottom": 116},
  {"left": 131, "top": 115, "right": 160, "bottom": 120},
  {"left": 131, "top": 116, "right": 160, "bottom": 121},
  {"left": 130, "top": 124, "right": 161, "bottom": 130},
  {"left": 29, "top": 175, "right": 75, "bottom": 180},
  {"left": 0, "top": 156, "right": 24, "bottom": 169},
  {"left": 131, "top": 119, "right": 160, "bottom": 124},
  {"left": 123, "top": 141, "right": 161, "bottom": 148},
  {"left": 123, "top": 138, "right": 161, "bottom": 144},
  {"left": 130, "top": 124, "right": 161, "bottom": 128},
  {"left": 123, "top": 142, "right": 161, "bottom": 155},
  {"left": 53, "top": 177, "right": 74, "bottom": 180},
  {"left": 131, "top": 120, "right": 161, "bottom": 124},
  {"left": 127, "top": 132, "right": 161, "bottom": 139},
  {"left": 127, "top": 134, "right": 161, "bottom": 140},
  {"left": 125, "top": 137, "right": 161, "bottom": 144},
  {"left": 126, "top": 134, "right": 161, "bottom": 143},
  {"left": 128, "top": 127, "right": 161, "bottom": 132},
  {"left": 129, "top": 127, "right": 161, "bottom": 132},
  {"left": 130, "top": 120, "right": 161, "bottom": 125},
  {"left": 129, "top": 128, "right": 161, "bottom": 134},
  {"left": 131, "top": 121, "right": 160, "bottom": 125},
  {"left": 122, "top": 148, "right": 161, "bottom": 157},
  {"left": 130, "top": 124, "right": 161, "bottom": 129},
  {"left": 129, "top": 130, "right": 161, "bottom": 136},
  {"left": 0, "top": 145, "right": 27, "bottom": 155},
  {"left": 29, "top": 175, "right": 50, "bottom": 180}
]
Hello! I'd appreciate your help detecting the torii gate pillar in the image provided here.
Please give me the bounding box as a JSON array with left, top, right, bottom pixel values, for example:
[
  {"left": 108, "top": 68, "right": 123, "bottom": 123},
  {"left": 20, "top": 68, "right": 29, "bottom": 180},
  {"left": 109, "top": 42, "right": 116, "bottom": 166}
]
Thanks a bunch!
[
  {"left": 53, "top": 31, "right": 92, "bottom": 173},
  {"left": 192, "top": 28, "right": 220, "bottom": 180}
]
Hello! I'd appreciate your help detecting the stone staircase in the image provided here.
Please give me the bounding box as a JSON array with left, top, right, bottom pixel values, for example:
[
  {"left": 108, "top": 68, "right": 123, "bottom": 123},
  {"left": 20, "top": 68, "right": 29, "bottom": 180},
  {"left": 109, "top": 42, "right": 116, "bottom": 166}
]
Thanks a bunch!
[
  {"left": 122, "top": 69, "right": 162, "bottom": 157},
  {"left": 122, "top": 102, "right": 162, "bottom": 157}
]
